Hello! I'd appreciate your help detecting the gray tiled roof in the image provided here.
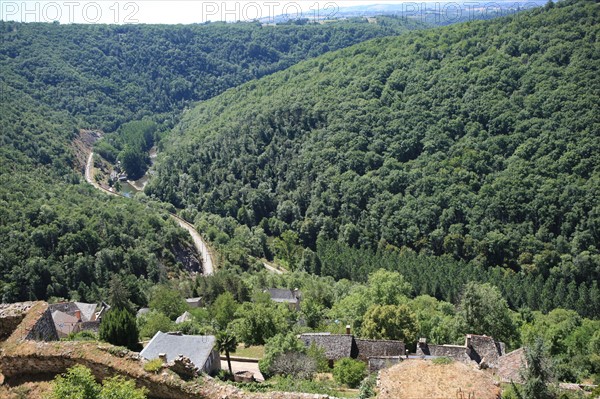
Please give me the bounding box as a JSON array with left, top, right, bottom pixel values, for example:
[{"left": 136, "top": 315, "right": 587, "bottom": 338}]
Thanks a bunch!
[
  {"left": 137, "top": 307, "right": 151, "bottom": 317},
  {"left": 75, "top": 302, "right": 98, "bottom": 322},
  {"left": 175, "top": 311, "right": 193, "bottom": 324},
  {"left": 48, "top": 302, "right": 98, "bottom": 322},
  {"left": 140, "top": 332, "right": 216, "bottom": 369},
  {"left": 267, "top": 288, "right": 300, "bottom": 303},
  {"left": 51, "top": 310, "right": 79, "bottom": 336}
]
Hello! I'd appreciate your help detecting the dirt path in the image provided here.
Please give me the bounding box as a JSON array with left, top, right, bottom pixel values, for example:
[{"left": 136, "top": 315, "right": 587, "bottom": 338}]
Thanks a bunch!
[
  {"left": 85, "top": 152, "right": 214, "bottom": 275},
  {"left": 262, "top": 261, "right": 284, "bottom": 275}
]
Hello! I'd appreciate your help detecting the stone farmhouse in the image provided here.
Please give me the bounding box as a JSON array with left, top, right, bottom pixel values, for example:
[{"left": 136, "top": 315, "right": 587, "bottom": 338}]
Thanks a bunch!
[
  {"left": 140, "top": 331, "right": 221, "bottom": 376},
  {"left": 49, "top": 301, "right": 109, "bottom": 338},
  {"left": 299, "top": 332, "right": 405, "bottom": 368},
  {"left": 266, "top": 288, "right": 302, "bottom": 311}
]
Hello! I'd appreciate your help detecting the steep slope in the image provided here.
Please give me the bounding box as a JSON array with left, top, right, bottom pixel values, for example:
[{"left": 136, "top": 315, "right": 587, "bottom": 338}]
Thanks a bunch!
[{"left": 150, "top": 0, "right": 600, "bottom": 279}]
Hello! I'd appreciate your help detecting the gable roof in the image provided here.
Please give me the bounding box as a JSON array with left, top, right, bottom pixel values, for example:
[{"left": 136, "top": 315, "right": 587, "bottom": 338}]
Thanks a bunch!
[
  {"left": 75, "top": 302, "right": 98, "bottom": 322},
  {"left": 140, "top": 332, "right": 216, "bottom": 369},
  {"left": 267, "top": 288, "right": 300, "bottom": 303},
  {"left": 51, "top": 310, "right": 80, "bottom": 336},
  {"left": 48, "top": 302, "right": 98, "bottom": 322},
  {"left": 299, "top": 333, "right": 356, "bottom": 360}
]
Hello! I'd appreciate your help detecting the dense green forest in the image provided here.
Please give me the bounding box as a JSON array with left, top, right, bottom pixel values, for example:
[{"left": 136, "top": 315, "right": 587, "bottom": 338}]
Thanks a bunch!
[
  {"left": 1, "top": 18, "right": 423, "bottom": 302},
  {"left": 148, "top": 0, "right": 600, "bottom": 318},
  {"left": 0, "top": 18, "right": 422, "bottom": 132}
]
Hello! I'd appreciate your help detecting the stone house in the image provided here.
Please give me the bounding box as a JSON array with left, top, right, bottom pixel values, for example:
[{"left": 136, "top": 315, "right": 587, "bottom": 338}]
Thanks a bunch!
[
  {"left": 186, "top": 297, "right": 202, "bottom": 308},
  {"left": 266, "top": 288, "right": 302, "bottom": 311},
  {"left": 49, "top": 302, "right": 109, "bottom": 338},
  {"left": 299, "top": 332, "right": 405, "bottom": 367},
  {"left": 140, "top": 331, "right": 221, "bottom": 375},
  {"left": 416, "top": 334, "right": 506, "bottom": 367}
]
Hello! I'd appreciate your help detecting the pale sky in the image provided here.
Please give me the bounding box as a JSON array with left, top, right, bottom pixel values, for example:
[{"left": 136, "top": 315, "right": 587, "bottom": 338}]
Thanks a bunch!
[{"left": 1, "top": 0, "right": 498, "bottom": 24}]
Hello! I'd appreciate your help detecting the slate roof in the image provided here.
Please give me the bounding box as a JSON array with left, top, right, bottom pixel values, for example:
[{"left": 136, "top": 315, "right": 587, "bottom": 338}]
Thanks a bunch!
[
  {"left": 267, "top": 288, "right": 300, "bottom": 303},
  {"left": 52, "top": 310, "right": 80, "bottom": 336},
  {"left": 175, "top": 311, "right": 193, "bottom": 324},
  {"left": 137, "top": 307, "right": 151, "bottom": 317},
  {"left": 75, "top": 302, "right": 98, "bottom": 322},
  {"left": 48, "top": 302, "right": 99, "bottom": 322},
  {"left": 299, "top": 333, "right": 357, "bottom": 360},
  {"left": 186, "top": 297, "right": 202, "bottom": 306},
  {"left": 140, "top": 332, "right": 217, "bottom": 369}
]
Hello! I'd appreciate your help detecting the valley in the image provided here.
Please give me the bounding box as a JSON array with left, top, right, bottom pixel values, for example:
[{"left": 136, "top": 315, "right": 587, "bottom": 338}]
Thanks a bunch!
[{"left": 1, "top": 1, "right": 599, "bottom": 398}]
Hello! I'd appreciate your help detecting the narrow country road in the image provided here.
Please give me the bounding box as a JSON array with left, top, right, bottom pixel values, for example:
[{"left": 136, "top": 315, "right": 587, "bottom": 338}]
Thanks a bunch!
[{"left": 85, "top": 152, "right": 214, "bottom": 275}]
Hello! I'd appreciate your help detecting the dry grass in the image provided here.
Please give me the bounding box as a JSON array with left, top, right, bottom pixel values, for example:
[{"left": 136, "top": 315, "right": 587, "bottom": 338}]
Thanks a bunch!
[
  {"left": 377, "top": 359, "right": 501, "bottom": 399},
  {"left": 0, "top": 381, "right": 52, "bottom": 399}
]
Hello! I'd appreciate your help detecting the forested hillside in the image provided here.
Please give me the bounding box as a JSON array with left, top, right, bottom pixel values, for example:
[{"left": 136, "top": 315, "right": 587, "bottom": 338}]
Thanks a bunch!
[
  {"left": 0, "top": 18, "right": 421, "bottom": 132},
  {"left": 149, "top": 0, "right": 600, "bottom": 315},
  {"left": 0, "top": 18, "right": 422, "bottom": 303}
]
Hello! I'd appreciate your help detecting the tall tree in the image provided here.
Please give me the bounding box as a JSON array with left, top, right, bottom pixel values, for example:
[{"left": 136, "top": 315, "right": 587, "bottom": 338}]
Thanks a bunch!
[
  {"left": 362, "top": 304, "right": 419, "bottom": 343},
  {"left": 458, "top": 282, "right": 517, "bottom": 344},
  {"left": 99, "top": 307, "right": 139, "bottom": 351},
  {"left": 216, "top": 331, "right": 237, "bottom": 375}
]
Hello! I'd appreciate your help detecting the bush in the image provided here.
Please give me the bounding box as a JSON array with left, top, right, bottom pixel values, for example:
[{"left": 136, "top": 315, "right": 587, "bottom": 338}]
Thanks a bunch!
[
  {"left": 49, "top": 365, "right": 100, "bottom": 399},
  {"left": 99, "top": 376, "right": 147, "bottom": 399},
  {"left": 333, "top": 358, "right": 367, "bottom": 389},
  {"left": 99, "top": 307, "right": 139, "bottom": 351},
  {"left": 270, "top": 352, "right": 317, "bottom": 379},
  {"left": 143, "top": 358, "right": 163, "bottom": 373},
  {"left": 50, "top": 365, "right": 147, "bottom": 399},
  {"left": 259, "top": 333, "right": 306, "bottom": 378},
  {"left": 137, "top": 310, "right": 174, "bottom": 339},
  {"left": 432, "top": 357, "right": 453, "bottom": 365},
  {"left": 66, "top": 330, "right": 98, "bottom": 341},
  {"left": 358, "top": 374, "right": 377, "bottom": 399}
]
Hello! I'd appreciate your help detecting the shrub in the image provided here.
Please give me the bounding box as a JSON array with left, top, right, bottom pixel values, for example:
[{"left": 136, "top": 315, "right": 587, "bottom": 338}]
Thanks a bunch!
[
  {"left": 99, "top": 307, "right": 139, "bottom": 350},
  {"left": 270, "top": 352, "right": 317, "bottom": 379},
  {"left": 259, "top": 333, "right": 306, "bottom": 378},
  {"left": 358, "top": 374, "right": 377, "bottom": 399},
  {"left": 143, "top": 358, "right": 163, "bottom": 373},
  {"left": 49, "top": 365, "right": 147, "bottom": 399},
  {"left": 333, "top": 358, "right": 367, "bottom": 389},
  {"left": 99, "top": 376, "right": 147, "bottom": 399},
  {"left": 49, "top": 364, "right": 100, "bottom": 399},
  {"left": 66, "top": 330, "right": 98, "bottom": 341},
  {"left": 432, "top": 357, "right": 453, "bottom": 365}
]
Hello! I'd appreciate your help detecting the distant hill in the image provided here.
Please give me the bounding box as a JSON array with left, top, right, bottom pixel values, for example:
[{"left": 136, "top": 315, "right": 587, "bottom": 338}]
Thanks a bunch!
[
  {"left": 150, "top": 0, "right": 600, "bottom": 282},
  {"left": 262, "top": 1, "right": 546, "bottom": 25}
]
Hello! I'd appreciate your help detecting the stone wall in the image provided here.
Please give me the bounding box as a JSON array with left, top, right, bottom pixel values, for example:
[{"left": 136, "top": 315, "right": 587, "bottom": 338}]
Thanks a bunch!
[
  {"left": 495, "top": 348, "right": 525, "bottom": 383},
  {"left": 416, "top": 343, "right": 472, "bottom": 363},
  {"left": 26, "top": 307, "right": 59, "bottom": 341},
  {"left": 355, "top": 339, "right": 405, "bottom": 362},
  {"left": 0, "top": 350, "right": 201, "bottom": 399},
  {"left": 0, "top": 302, "right": 35, "bottom": 341},
  {"left": 467, "top": 335, "right": 504, "bottom": 366},
  {"left": 368, "top": 356, "right": 403, "bottom": 372}
]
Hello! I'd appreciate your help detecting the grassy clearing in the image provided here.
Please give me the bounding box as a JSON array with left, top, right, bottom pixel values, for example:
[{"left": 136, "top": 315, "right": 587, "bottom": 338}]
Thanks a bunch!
[{"left": 230, "top": 344, "right": 265, "bottom": 359}]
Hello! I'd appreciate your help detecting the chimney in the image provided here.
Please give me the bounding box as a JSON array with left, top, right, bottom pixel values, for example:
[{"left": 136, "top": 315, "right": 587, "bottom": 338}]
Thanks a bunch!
[
  {"left": 465, "top": 334, "right": 472, "bottom": 348},
  {"left": 74, "top": 310, "right": 81, "bottom": 321},
  {"left": 158, "top": 353, "right": 167, "bottom": 363},
  {"left": 346, "top": 325, "right": 351, "bottom": 335}
]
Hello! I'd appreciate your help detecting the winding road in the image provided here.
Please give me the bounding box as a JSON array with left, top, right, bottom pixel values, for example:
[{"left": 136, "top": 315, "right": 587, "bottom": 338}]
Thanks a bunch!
[{"left": 85, "top": 152, "right": 214, "bottom": 275}]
